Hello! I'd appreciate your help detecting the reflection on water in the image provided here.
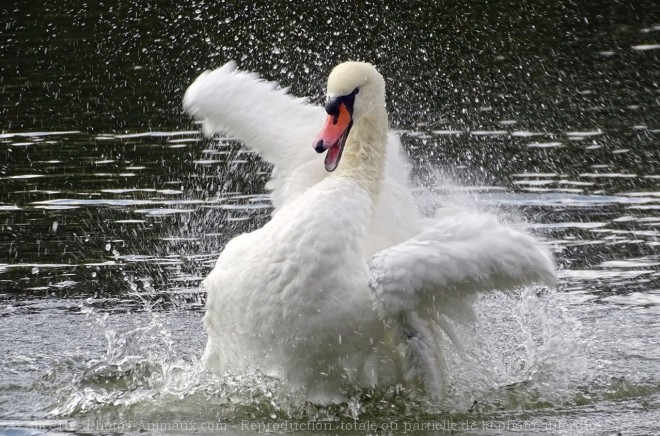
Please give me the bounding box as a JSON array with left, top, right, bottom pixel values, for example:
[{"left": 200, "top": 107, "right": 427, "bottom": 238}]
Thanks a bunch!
[
  {"left": 0, "top": 131, "right": 273, "bottom": 306},
  {"left": 1, "top": 129, "right": 657, "bottom": 303},
  {"left": 1, "top": 0, "right": 659, "bottom": 434}
]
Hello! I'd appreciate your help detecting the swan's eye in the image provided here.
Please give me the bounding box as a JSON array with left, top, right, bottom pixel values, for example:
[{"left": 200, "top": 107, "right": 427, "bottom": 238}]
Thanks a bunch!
[{"left": 325, "top": 88, "right": 359, "bottom": 117}]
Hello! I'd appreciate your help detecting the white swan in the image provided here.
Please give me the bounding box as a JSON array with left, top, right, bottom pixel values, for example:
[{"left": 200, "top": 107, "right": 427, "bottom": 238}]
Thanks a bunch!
[{"left": 183, "top": 61, "right": 556, "bottom": 403}]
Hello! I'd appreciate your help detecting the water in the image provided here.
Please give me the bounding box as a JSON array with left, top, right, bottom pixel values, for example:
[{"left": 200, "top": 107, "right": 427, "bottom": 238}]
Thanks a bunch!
[{"left": 1, "top": 1, "right": 659, "bottom": 435}]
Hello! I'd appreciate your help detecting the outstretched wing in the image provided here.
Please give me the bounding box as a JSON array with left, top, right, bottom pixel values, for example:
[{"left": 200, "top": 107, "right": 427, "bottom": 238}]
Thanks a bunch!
[
  {"left": 368, "top": 208, "right": 556, "bottom": 396},
  {"left": 183, "top": 61, "right": 324, "bottom": 169},
  {"left": 183, "top": 61, "right": 326, "bottom": 208}
]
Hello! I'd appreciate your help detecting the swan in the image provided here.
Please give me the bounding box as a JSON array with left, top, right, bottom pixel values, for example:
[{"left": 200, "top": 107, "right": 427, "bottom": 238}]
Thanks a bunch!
[{"left": 183, "top": 61, "right": 556, "bottom": 403}]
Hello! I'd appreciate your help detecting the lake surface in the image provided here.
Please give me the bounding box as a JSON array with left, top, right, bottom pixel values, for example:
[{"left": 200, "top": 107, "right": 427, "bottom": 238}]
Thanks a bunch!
[{"left": 1, "top": 1, "right": 659, "bottom": 435}]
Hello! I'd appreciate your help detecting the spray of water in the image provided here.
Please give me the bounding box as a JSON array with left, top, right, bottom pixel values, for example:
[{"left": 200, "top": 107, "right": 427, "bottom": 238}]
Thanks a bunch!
[{"left": 43, "top": 168, "right": 594, "bottom": 427}]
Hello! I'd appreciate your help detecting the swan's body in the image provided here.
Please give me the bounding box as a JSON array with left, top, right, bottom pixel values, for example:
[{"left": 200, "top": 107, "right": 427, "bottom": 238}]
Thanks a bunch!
[{"left": 184, "top": 61, "right": 556, "bottom": 403}]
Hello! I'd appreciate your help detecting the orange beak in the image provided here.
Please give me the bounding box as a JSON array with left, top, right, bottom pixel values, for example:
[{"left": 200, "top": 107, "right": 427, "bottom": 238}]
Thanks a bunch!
[{"left": 312, "top": 103, "right": 353, "bottom": 172}]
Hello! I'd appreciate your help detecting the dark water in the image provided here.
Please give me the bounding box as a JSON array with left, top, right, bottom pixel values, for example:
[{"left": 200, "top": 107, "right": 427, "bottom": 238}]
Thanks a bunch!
[{"left": 1, "top": 1, "right": 659, "bottom": 435}]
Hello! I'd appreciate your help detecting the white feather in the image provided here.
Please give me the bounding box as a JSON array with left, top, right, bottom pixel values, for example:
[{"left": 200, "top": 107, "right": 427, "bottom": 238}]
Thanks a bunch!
[
  {"left": 183, "top": 62, "right": 419, "bottom": 252},
  {"left": 184, "top": 61, "right": 557, "bottom": 402},
  {"left": 369, "top": 209, "right": 556, "bottom": 320}
]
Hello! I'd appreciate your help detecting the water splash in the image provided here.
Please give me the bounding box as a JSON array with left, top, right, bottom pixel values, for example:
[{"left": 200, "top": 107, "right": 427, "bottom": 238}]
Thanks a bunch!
[{"left": 37, "top": 285, "right": 596, "bottom": 429}]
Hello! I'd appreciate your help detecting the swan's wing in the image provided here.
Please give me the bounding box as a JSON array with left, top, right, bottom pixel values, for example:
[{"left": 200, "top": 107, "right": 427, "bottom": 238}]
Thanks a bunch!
[
  {"left": 393, "top": 310, "right": 445, "bottom": 399},
  {"left": 369, "top": 209, "right": 556, "bottom": 318},
  {"left": 183, "top": 61, "right": 326, "bottom": 207},
  {"left": 368, "top": 209, "right": 556, "bottom": 396},
  {"left": 183, "top": 61, "right": 324, "bottom": 169}
]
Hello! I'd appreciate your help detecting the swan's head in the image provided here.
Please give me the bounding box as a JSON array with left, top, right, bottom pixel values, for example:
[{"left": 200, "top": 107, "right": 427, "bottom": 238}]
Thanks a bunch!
[{"left": 313, "top": 62, "right": 386, "bottom": 172}]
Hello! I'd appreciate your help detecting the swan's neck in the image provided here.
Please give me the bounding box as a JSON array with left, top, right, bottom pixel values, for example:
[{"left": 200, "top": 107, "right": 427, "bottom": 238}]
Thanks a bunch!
[{"left": 334, "top": 109, "right": 389, "bottom": 201}]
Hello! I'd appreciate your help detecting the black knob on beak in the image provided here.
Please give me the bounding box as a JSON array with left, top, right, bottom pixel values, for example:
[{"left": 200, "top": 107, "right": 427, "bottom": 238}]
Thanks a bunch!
[{"left": 314, "top": 139, "right": 326, "bottom": 153}]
